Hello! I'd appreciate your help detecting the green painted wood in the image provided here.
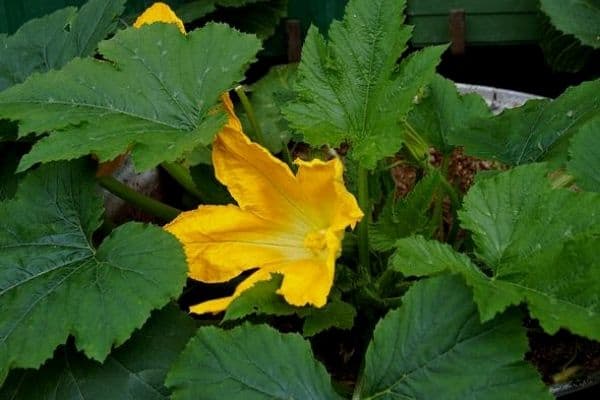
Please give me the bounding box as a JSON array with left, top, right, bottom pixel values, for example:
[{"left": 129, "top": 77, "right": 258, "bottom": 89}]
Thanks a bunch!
[
  {"left": 409, "top": 13, "right": 543, "bottom": 45},
  {"left": 407, "top": 0, "right": 539, "bottom": 15}
]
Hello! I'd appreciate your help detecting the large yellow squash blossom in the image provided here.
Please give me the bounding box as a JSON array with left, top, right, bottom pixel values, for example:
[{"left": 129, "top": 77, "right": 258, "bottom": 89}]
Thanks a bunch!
[{"left": 135, "top": 3, "right": 363, "bottom": 314}]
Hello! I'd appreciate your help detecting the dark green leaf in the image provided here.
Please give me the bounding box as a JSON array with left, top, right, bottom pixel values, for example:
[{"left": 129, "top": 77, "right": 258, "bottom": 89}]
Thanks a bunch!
[
  {"left": 355, "top": 275, "right": 550, "bottom": 400},
  {"left": 284, "top": 0, "right": 445, "bottom": 169},
  {"left": 0, "top": 160, "right": 188, "bottom": 382},
  {"left": 175, "top": 0, "right": 268, "bottom": 23},
  {"left": 0, "top": 23, "right": 262, "bottom": 172},
  {"left": 568, "top": 116, "right": 600, "bottom": 192},
  {"left": 370, "top": 171, "right": 441, "bottom": 251},
  {"left": 0, "top": 0, "right": 126, "bottom": 92},
  {"left": 0, "top": 143, "right": 22, "bottom": 200},
  {"left": 238, "top": 64, "right": 298, "bottom": 153},
  {"left": 449, "top": 80, "right": 600, "bottom": 166},
  {"left": 200, "top": 0, "right": 287, "bottom": 40},
  {"left": 391, "top": 164, "right": 600, "bottom": 340},
  {"left": 539, "top": 16, "right": 594, "bottom": 73},
  {"left": 0, "top": 304, "right": 197, "bottom": 399},
  {"left": 540, "top": 0, "right": 600, "bottom": 49},
  {"left": 407, "top": 74, "right": 491, "bottom": 154},
  {"left": 166, "top": 323, "right": 342, "bottom": 399}
]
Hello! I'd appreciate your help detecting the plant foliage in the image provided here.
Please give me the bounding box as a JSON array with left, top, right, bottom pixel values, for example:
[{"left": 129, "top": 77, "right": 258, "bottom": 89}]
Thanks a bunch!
[
  {"left": 283, "top": 0, "right": 446, "bottom": 169},
  {"left": 391, "top": 163, "right": 600, "bottom": 340},
  {"left": 0, "top": 160, "right": 187, "bottom": 382},
  {"left": 0, "top": 23, "right": 261, "bottom": 172}
]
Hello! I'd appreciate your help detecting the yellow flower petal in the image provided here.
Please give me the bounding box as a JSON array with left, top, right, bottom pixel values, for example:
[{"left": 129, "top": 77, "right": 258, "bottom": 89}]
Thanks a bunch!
[
  {"left": 165, "top": 204, "right": 306, "bottom": 283},
  {"left": 189, "top": 268, "right": 274, "bottom": 314},
  {"left": 220, "top": 93, "right": 242, "bottom": 132},
  {"left": 133, "top": 2, "right": 186, "bottom": 34}
]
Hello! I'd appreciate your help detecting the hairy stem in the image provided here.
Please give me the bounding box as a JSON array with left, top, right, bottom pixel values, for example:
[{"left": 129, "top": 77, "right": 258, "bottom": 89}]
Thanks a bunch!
[
  {"left": 98, "top": 176, "right": 181, "bottom": 222},
  {"left": 357, "top": 165, "right": 371, "bottom": 272},
  {"left": 235, "top": 85, "right": 267, "bottom": 146}
]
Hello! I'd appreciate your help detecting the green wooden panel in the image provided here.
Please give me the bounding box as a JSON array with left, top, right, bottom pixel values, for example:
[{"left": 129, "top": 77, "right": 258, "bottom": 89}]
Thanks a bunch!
[
  {"left": 407, "top": 0, "right": 539, "bottom": 15},
  {"left": 409, "top": 14, "right": 543, "bottom": 45}
]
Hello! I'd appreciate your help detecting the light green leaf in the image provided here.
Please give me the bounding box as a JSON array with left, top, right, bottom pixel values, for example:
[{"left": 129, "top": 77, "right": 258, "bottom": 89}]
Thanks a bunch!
[
  {"left": 540, "top": 0, "right": 600, "bottom": 49},
  {"left": 370, "top": 171, "right": 441, "bottom": 251},
  {"left": 391, "top": 163, "right": 600, "bottom": 339},
  {"left": 0, "top": 304, "right": 197, "bottom": 400},
  {"left": 568, "top": 116, "right": 600, "bottom": 192},
  {"left": 448, "top": 79, "right": 600, "bottom": 166},
  {"left": 300, "top": 300, "right": 356, "bottom": 337},
  {"left": 283, "top": 0, "right": 445, "bottom": 169},
  {"left": 224, "top": 275, "right": 298, "bottom": 321},
  {"left": 407, "top": 74, "right": 491, "bottom": 154},
  {"left": 166, "top": 323, "right": 342, "bottom": 400},
  {"left": 0, "top": 23, "right": 262, "bottom": 172},
  {"left": 0, "top": 160, "right": 188, "bottom": 382},
  {"left": 238, "top": 64, "right": 298, "bottom": 153},
  {"left": 355, "top": 275, "right": 550, "bottom": 400},
  {"left": 0, "top": 0, "right": 126, "bottom": 92}
]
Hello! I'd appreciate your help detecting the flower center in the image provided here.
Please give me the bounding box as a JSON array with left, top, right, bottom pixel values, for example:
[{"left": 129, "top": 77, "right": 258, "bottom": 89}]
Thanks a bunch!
[{"left": 303, "top": 229, "right": 328, "bottom": 255}]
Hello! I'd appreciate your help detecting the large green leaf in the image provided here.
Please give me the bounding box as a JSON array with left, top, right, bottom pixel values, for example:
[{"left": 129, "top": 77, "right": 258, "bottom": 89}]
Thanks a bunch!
[
  {"left": 166, "top": 323, "right": 342, "bottom": 399},
  {"left": 391, "top": 163, "right": 600, "bottom": 339},
  {"left": 539, "top": 16, "right": 595, "bottom": 73},
  {"left": 568, "top": 116, "right": 600, "bottom": 192},
  {"left": 407, "top": 74, "right": 491, "bottom": 154},
  {"left": 283, "top": 0, "right": 445, "bottom": 169},
  {"left": 0, "top": 304, "right": 197, "bottom": 400},
  {"left": 540, "top": 0, "right": 600, "bottom": 49},
  {"left": 448, "top": 79, "right": 600, "bottom": 166},
  {"left": 0, "top": 0, "right": 126, "bottom": 92},
  {"left": 369, "top": 171, "right": 441, "bottom": 251},
  {"left": 0, "top": 160, "right": 188, "bottom": 382},
  {"left": 0, "top": 23, "right": 261, "bottom": 172},
  {"left": 355, "top": 275, "right": 550, "bottom": 400},
  {"left": 238, "top": 64, "right": 298, "bottom": 153}
]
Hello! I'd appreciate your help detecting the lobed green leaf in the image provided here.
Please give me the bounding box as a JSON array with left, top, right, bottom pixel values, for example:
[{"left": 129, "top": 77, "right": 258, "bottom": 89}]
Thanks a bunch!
[
  {"left": 0, "top": 160, "right": 188, "bottom": 382},
  {"left": 166, "top": 323, "right": 342, "bottom": 399},
  {"left": 448, "top": 79, "right": 600, "bottom": 166},
  {"left": 539, "top": 0, "right": 600, "bottom": 49},
  {"left": 355, "top": 275, "right": 550, "bottom": 400},
  {"left": 0, "top": 23, "right": 261, "bottom": 172},
  {"left": 283, "top": 0, "right": 445, "bottom": 169},
  {"left": 0, "top": 304, "right": 197, "bottom": 399},
  {"left": 391, "top": 163, "right": 600, "bottom": 339}
]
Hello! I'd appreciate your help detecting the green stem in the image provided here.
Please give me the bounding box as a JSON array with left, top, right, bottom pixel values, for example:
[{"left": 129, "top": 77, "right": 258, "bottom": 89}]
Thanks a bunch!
[
  {"left": 235, "top": 85, "right": 267, "bottom": 146},
  {"left": 161, "top": 161, "right": 205, "bottom": 201},
  {"left": 281, "top": 140, "right": 295, "bottom": 170},
  {"left": 357, "top": 165, "right": 371, "bottom": 272},
  {"left": 98, "top": 176, "right": 181, "bottom": 222},
  {"left": 402, "top": 119, "right": 430, "bottom": 168}
]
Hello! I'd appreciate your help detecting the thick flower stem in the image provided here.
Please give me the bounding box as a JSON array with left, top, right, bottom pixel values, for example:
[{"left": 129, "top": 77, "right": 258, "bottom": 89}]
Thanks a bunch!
[
  {"left": 98, "top": 176, "right": 181, "bottom": 222},
  {"left": 357, "top": 165, "right": 371, "bottom": 272},
  {"left": 161, "top": 161, "right": 205, "bottom": 201},
  {"left": 234, "top": 85, "right": 267, "bottom": 147}
]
